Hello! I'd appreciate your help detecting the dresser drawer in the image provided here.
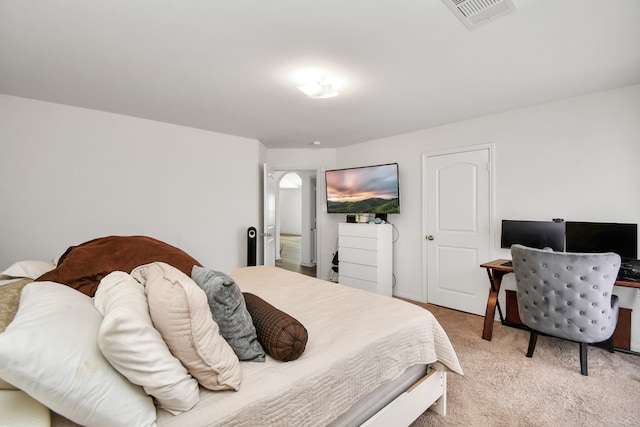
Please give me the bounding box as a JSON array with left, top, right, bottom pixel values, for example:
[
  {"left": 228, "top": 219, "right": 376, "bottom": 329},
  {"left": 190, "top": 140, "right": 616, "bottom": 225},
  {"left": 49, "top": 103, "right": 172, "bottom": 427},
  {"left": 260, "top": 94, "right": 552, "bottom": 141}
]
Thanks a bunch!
[
  {"left": 340, "top": 262, "right": 378, "bottom": 283},
  {"left": 339, "top": 276, "right": 377, "bottom": 294},
  {"left": 339, "top": 247, "right": 377, "bottom": 266},
  {"left": 339, "top": 236, "right": 378, "bottom": 250},
  {"left": 339, "top": 223, "right": 380, "bottom": 238}
]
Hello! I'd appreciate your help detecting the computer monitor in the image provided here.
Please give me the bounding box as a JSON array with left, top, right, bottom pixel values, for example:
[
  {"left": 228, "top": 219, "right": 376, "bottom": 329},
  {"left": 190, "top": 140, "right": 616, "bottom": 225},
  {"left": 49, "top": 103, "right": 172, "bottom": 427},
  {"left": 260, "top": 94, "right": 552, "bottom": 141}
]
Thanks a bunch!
[
  {"left": 565, "top": 222, "right": 638, "bottom": 259},
  {"left": 501, "top": 220, "right": 565, "bottom": 252}
]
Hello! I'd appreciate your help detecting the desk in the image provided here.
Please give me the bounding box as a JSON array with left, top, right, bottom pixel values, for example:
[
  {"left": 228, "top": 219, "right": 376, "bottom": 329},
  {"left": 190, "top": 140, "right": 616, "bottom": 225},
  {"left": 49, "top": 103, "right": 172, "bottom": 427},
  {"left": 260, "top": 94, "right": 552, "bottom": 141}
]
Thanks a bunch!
[{"left": 480, "top": 259, "right": 640, "bottom": 341}]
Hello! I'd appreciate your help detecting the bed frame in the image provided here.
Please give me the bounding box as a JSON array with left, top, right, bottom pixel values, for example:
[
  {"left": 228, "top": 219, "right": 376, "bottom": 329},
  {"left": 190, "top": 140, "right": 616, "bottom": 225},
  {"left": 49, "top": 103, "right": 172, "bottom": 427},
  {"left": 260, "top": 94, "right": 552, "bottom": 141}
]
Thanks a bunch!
[
  {"left": 363, "top": 370, "right": 446, "bottom": 426},
  {"left": 5, "top": 370, "right": 446, "bottom": 427}
]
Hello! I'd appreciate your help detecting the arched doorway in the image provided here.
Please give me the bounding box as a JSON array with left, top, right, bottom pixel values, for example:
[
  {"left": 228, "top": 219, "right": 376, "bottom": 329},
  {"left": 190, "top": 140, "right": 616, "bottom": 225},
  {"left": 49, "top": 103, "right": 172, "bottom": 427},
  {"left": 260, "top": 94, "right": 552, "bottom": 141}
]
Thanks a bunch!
[{"left": 275, "top": 171, "right": 317, "bottom": 277}]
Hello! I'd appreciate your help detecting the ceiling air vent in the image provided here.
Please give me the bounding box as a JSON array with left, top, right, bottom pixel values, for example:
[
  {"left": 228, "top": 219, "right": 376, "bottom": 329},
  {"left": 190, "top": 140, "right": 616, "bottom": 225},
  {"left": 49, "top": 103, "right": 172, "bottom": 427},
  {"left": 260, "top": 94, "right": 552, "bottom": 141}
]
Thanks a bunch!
[{"left": 442, "top": 0, "right": 516, "bottom": 29}]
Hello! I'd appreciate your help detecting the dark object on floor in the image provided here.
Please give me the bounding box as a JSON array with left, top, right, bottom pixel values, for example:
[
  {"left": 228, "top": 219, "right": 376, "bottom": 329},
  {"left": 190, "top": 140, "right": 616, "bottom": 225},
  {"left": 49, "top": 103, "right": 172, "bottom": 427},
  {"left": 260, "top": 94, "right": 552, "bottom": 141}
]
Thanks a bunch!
[{"left": 329, "top": 251, "right": 339, "bottom": 281}]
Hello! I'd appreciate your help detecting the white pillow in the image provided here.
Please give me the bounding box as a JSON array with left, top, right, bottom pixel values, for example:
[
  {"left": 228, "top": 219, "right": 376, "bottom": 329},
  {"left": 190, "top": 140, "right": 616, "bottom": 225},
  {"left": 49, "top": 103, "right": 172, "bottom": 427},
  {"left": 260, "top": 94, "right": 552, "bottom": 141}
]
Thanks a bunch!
[
  {"left": 131, "top": 262, "right": 242, "bottom": 391},
  {"left": 0, "top": 260, "right": 55, "bottom": 279},
  {"left": 94, "top": 271, "right": 200, "bottom": 414},
  {"left": 0, "top": 281, "right": 157, "bottom": 427}
]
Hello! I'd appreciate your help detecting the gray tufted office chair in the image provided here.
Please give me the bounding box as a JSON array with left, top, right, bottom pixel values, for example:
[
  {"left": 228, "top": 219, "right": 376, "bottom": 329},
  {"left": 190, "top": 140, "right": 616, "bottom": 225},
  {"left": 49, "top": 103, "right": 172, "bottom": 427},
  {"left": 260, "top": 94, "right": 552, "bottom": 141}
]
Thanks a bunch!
[{"left": 510, "top": 244, "right": 621, "bottom": 376}]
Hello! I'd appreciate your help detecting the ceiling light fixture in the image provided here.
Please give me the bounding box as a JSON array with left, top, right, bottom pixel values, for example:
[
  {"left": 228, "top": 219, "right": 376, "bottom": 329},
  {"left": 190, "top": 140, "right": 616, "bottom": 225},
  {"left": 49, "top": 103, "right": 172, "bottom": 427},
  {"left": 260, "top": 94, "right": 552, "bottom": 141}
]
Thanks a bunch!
[{"left": 297, "top": 77, "right": 339, "bottom": 99}]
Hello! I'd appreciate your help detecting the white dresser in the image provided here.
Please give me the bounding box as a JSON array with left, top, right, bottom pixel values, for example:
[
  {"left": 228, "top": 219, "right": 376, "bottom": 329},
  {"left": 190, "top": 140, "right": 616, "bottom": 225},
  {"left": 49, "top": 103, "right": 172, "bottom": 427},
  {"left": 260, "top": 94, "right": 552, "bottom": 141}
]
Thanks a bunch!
[{"left": 338, "top": 223, "right": 393, "bottom": 296}]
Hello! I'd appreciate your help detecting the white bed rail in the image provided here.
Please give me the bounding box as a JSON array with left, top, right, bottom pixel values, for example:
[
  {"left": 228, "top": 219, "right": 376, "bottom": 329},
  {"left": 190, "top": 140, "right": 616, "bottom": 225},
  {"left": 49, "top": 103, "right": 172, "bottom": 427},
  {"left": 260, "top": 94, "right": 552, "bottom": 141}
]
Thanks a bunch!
[{"left": 360, "top": 370, "right": 446, "bottom": 427}]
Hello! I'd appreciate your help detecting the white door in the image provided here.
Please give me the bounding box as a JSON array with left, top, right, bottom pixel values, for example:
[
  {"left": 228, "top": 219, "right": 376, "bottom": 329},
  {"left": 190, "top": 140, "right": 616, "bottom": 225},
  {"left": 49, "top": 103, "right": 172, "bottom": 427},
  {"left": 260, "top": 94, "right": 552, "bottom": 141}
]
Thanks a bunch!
[
  {"left": 423, "top": 146, "right": 492, "bottom": 315},
  {"left": 263, "top": 163, "right": 276, "bottom": 266}
]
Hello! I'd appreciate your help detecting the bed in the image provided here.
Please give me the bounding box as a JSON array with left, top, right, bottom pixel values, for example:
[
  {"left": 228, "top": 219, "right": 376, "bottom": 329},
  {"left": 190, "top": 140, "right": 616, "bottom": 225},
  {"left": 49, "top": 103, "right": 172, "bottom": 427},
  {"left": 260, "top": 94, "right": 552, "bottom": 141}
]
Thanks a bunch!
[{"left": 0, "top": 236, "right": 463, "bottom": 427}]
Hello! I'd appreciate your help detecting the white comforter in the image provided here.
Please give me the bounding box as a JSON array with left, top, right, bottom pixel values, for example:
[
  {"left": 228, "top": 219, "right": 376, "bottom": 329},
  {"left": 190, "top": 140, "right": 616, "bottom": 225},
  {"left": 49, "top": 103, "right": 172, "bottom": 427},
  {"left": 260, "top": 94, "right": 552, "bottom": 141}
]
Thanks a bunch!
[{"left": 154, "top": 266, "right": 462, "bottom": 427}]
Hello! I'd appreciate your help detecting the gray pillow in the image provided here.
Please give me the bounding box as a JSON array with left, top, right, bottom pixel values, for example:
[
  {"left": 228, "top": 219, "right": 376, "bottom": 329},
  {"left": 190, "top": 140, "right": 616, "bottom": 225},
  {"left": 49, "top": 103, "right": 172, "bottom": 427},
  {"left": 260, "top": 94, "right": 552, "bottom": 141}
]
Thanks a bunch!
[{"left": 191, "top": 266, "right": 265, "bottom": 362}]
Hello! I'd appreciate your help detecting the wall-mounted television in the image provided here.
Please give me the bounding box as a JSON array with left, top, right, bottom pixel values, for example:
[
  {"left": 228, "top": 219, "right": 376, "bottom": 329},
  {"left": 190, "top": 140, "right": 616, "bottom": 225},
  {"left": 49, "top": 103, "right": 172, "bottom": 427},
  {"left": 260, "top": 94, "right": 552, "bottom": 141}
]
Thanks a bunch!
[
  {"left": 501, "top": 220, "right": 565, "bottom": 252},
  {"left": 566, "top": 221, "right": 638, "bottom": 260},
  {"left": 325, "top": 163, "right": 400, "bottom": 215}
]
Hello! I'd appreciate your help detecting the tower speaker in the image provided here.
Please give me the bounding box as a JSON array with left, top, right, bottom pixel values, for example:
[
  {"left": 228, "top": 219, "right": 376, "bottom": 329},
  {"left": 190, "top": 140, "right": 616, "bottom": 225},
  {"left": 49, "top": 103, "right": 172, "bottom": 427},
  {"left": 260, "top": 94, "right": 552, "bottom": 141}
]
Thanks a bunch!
[{"left": 247, "top": 226, "right": 257, "bottom": 266}]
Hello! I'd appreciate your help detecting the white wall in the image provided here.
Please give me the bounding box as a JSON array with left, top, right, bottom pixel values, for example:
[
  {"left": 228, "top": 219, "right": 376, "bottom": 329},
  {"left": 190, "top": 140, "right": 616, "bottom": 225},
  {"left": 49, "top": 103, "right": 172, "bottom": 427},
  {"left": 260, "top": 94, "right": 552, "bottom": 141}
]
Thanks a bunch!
[
  {"left": 279, "top": 187, "right": 302, "bottom": 235},
  {"left": 4, "top": 84, "right": 638, "bottom": 315},
  {"left": 335, "top": 84, "right": 640, "bottom": 302},
  {"left": 0, "top": 95, "right": 262, "bottom": 273}
]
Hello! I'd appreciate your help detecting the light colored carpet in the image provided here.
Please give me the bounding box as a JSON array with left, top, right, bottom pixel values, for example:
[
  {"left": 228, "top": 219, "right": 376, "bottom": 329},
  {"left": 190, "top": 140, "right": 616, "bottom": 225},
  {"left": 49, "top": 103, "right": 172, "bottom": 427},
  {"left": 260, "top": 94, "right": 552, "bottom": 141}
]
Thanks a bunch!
[{"left": 410, "top": 303, "right": 640, "bottom": 427}]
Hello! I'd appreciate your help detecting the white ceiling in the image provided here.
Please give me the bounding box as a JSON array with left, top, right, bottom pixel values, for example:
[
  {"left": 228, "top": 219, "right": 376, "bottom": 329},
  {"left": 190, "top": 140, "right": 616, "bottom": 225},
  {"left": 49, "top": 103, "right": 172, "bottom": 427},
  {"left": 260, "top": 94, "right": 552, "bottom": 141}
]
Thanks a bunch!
[{"left": 1, "top": 1, "right": 639, "bottom": 149}]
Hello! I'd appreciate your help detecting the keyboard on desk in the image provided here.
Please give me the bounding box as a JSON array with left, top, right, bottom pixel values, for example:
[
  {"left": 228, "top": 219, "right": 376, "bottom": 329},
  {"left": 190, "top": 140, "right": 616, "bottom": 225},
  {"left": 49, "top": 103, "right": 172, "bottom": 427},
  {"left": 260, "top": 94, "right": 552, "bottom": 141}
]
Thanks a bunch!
[{"left": 619, "top": 259, "right": 640, "bottom": 282}]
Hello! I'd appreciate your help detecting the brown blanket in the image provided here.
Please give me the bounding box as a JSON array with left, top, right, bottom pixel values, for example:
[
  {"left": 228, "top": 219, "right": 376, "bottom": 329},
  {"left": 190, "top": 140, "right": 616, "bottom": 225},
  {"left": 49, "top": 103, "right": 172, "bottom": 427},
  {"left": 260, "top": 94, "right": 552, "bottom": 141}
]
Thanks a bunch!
[{"left": 36, "top": 236, "right": 201, "bottom": 296}]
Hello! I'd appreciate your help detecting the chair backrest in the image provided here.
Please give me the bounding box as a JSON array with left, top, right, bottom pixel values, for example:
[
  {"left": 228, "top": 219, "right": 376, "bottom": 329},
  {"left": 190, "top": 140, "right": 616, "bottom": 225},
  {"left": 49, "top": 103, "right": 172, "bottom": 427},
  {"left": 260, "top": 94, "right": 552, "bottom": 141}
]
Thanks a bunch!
[{"left": 511, "top": 244, "right": 621, "bottom": 343}]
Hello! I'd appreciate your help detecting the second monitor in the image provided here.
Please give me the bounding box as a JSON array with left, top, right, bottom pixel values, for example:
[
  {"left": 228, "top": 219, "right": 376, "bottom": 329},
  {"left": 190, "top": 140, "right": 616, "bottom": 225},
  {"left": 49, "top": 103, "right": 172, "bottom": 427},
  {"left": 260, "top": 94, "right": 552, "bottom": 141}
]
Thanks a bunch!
[
  {"left": 501, "top": 220, "right": 565, "bottom": 252},
  {"left": 565, "top": 221, "right": 638, "bottom": 260}
]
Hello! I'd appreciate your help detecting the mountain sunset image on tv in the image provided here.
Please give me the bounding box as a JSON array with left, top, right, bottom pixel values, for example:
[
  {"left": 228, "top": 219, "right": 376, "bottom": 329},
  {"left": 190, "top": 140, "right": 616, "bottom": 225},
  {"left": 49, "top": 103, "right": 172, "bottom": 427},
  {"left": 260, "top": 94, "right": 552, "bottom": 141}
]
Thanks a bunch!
[{"left": 325, "top": 163, "right": 400, "bottom": 214}]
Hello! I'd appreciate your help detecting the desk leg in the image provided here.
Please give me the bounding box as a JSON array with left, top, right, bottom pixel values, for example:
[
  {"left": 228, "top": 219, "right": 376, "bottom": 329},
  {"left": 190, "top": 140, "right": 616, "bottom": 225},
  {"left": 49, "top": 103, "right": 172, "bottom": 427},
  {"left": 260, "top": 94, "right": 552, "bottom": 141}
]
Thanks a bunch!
[{"left": 482, "top": 269, "right": 507, "bottom": 341}]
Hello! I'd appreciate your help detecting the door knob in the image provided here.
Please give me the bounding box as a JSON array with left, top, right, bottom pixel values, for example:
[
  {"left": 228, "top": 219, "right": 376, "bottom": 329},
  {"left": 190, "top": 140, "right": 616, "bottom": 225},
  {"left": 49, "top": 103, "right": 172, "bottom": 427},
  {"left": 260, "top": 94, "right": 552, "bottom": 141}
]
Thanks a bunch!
[{"left": 427, "top": 235, "right": 435, "bottom": 240}]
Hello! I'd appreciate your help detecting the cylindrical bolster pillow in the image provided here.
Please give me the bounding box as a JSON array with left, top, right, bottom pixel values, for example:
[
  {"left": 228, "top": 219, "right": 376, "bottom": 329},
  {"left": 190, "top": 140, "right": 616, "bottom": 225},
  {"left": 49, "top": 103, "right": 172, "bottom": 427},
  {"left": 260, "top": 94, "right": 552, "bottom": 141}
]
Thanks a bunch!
[{"left": 242, "top": 293, "right": 308, "bottom": 362}]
